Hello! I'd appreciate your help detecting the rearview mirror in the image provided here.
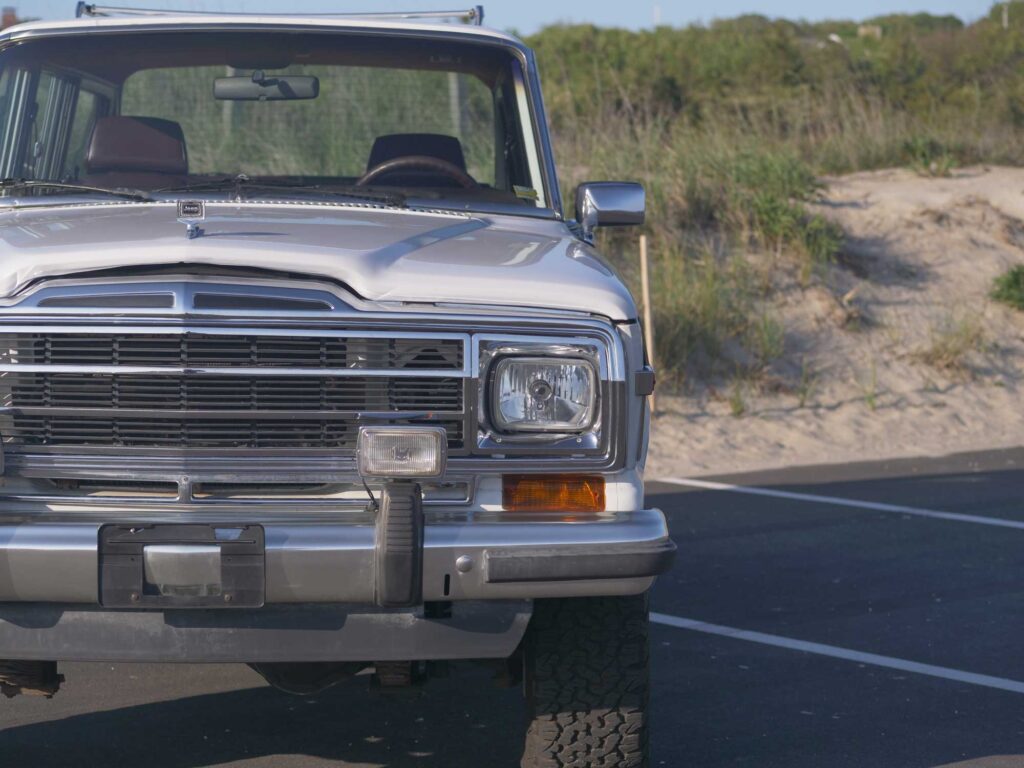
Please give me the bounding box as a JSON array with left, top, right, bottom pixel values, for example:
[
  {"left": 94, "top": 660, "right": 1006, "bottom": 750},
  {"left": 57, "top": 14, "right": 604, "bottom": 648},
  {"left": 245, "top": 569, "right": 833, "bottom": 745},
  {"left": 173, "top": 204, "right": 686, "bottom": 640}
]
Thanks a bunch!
[
  {"left": 575, "top": 182, "right": 645, "bottom": 242},
  {"left": 214, "top": 71, "right": 320, "bottom": 101}
]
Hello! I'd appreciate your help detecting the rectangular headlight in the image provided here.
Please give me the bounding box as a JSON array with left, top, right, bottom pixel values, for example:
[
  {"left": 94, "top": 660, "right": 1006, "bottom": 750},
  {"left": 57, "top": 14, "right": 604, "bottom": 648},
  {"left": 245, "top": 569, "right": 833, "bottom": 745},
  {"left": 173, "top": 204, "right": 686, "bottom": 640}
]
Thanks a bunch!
[
  {"left": 357, "top": 426, "right": 447, "bottom": 478},
  {"left": 491, "top": 357, "right": 596, "bottom": 433}
]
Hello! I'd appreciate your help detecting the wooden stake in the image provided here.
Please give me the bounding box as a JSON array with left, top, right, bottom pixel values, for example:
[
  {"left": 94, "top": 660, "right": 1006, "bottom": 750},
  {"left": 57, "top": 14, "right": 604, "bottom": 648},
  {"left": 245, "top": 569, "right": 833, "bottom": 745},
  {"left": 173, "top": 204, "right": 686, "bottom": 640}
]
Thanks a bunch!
[{"left": 639, "top": 234, "right": 657, "bottom": 414}]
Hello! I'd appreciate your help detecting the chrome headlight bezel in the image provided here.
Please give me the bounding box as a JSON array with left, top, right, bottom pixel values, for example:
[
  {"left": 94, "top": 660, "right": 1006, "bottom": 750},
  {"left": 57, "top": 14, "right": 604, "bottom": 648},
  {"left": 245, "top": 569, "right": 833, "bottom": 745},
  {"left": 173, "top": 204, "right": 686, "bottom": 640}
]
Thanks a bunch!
[{"left": 478, "top": 340, "right": 605, "bottom": 446}]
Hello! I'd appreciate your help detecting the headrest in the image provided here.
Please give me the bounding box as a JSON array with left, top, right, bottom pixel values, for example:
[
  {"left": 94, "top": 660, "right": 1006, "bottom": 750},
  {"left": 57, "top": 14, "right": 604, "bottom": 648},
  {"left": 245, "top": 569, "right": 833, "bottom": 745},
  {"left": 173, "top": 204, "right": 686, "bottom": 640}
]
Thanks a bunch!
[
  {"left": 367, "top": 133, "right": 466, "bottom": 172},
  {"left": 85, "top": 116, "right": 187, "bottom": 175}
]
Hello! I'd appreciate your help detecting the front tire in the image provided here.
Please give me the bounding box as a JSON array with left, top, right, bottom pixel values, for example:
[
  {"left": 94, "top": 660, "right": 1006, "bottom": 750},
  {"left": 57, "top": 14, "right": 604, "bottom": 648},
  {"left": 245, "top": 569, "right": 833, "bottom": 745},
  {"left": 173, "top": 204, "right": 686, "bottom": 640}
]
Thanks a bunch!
[{"left": 522, "top": 595, "right": 650, "bottom": 767}]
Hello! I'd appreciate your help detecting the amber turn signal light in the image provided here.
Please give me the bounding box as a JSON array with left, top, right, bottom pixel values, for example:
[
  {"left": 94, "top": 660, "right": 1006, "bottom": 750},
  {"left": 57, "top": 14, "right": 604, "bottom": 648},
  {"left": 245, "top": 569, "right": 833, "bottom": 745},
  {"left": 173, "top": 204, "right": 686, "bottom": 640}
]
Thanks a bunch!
[{"left": 502, "top": 474, "right": 605, "bottom": 513}]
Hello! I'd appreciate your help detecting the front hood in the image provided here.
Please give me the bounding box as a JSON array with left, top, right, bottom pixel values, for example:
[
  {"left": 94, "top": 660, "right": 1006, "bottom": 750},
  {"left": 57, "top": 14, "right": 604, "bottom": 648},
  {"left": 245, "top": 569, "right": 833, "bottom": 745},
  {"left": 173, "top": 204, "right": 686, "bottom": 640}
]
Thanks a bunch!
[{"left": 0, "top": 202, "right": 637, "bottom": 320}]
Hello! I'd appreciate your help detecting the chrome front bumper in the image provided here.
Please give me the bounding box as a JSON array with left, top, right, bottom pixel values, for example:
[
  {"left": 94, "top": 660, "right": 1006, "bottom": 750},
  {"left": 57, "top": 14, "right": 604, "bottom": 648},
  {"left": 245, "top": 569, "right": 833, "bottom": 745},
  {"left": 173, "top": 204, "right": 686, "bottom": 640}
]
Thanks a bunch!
[
  {"left": 0, "top": 510, "right": 674, "bottom": 662},
  {"left": 0, "top": 509, "right": 675, "bottom": 604}
]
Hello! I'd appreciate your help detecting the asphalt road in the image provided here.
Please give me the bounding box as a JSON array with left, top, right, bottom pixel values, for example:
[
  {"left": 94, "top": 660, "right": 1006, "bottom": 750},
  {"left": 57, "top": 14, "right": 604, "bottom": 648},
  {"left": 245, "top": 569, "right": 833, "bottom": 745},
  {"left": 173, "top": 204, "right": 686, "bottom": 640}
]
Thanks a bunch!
[{"left": 3, "top": 447, "right": 1024, "bottom": 767}]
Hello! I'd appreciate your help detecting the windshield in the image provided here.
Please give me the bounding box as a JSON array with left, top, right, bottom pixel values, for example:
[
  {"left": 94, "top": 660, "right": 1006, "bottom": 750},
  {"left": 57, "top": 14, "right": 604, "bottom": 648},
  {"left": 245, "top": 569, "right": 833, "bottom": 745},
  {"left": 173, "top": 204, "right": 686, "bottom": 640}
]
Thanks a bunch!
[{"left": 0, "top": 30, "right": 550, "bottom": 213}]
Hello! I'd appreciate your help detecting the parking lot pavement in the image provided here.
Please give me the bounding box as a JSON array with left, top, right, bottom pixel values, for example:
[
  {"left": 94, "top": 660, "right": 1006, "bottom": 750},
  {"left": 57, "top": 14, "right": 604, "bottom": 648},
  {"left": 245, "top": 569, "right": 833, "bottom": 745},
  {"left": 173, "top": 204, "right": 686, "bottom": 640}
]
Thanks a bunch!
[
  {"left": 647, "top": 445, "right": 1024, "bottom": 767},
  {"left": 2, "top": 446, "right": 1024, "bottom": 767}
]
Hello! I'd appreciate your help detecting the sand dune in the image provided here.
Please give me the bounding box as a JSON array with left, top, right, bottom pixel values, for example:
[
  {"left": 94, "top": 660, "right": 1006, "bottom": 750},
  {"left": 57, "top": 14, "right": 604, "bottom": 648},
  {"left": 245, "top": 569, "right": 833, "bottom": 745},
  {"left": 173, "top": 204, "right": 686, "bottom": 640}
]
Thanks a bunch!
[{"left": 646, "top": 166, "right": 1024, "bottom": 479}]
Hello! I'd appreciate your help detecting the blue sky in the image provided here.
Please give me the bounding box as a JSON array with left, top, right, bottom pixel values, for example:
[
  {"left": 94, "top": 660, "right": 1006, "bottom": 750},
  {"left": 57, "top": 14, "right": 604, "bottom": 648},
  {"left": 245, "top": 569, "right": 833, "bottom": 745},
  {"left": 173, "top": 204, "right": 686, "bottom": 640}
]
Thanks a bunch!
[{"left": 25, "top": 0, "right": 999, "bottom": 35}]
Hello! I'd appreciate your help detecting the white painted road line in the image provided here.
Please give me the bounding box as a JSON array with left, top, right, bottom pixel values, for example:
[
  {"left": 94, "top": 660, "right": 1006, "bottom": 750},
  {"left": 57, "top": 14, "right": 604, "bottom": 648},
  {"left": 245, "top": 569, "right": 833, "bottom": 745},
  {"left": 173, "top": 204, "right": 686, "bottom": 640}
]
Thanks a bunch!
[
  {"left": 655, "top": 476, "right": 1024, "bottom": 530},
  {"left": 650, "top": 613, "right": 1024, "bottom": 695}
]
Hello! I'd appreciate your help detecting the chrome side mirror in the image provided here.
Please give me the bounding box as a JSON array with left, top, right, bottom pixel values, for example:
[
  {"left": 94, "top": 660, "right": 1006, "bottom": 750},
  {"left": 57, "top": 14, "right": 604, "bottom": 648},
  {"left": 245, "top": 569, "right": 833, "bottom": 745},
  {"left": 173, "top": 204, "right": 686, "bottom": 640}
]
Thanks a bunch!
[{"left": 574, "top": 182, "right": 645, "bottom": 242}]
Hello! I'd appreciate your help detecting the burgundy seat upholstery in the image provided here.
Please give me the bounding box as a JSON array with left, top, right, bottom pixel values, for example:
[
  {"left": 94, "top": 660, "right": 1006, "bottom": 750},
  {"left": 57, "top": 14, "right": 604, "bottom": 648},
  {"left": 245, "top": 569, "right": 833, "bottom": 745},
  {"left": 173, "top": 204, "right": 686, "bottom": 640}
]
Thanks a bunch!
[{"left": 81, "top": 116, "right": 188, "bottom": 189}]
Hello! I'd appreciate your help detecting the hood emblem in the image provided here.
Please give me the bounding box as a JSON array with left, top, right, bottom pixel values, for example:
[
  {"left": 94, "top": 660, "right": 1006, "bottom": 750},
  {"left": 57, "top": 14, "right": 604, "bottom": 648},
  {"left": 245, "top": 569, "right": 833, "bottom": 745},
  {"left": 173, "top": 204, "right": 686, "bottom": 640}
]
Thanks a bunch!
[{"left": 177, "top": 200, "right": 205, "bottom": 239}]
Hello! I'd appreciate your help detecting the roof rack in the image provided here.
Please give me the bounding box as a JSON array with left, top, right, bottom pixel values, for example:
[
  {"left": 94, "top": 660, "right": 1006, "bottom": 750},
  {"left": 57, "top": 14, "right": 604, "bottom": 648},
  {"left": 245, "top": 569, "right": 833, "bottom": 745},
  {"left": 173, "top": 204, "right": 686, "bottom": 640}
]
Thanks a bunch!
[{"left": 74, "top": 3, "right": 484, "bottom": 25}]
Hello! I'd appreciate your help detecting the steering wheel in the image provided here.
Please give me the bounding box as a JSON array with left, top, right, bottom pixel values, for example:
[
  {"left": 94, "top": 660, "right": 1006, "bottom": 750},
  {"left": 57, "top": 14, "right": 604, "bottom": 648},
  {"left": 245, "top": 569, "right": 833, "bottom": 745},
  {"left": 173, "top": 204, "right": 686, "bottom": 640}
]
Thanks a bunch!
[{"left": 356, "top": 155, "right": 477, "bottom": 189}]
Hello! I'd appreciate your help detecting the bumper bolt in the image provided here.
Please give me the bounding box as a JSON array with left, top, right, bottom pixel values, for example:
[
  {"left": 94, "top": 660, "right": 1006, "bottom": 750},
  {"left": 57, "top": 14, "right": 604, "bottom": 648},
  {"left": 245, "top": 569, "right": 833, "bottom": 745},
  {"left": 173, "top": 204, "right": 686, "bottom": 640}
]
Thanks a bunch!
[
  {"left": 130, "top": 592, "right": 140, "bottom": 602},
  {"left": 455, "top": 555, "right": 474, "bottom": 573}
]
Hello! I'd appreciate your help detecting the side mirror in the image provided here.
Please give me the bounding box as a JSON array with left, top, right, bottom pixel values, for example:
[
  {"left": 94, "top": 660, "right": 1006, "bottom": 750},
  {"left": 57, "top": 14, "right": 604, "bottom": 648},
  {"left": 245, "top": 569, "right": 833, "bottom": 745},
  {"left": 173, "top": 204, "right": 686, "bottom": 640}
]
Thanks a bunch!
[{"left": 575, "top": 182, "right": 645, "bottom": 242}]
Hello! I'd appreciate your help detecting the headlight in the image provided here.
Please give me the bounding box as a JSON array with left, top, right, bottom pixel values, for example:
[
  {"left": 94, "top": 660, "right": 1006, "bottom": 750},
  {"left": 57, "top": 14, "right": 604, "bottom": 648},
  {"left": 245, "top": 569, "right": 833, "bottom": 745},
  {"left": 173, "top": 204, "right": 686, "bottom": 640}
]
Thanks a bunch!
[{"left": 491, "top": 356, "right": 596, "bottom": 433}]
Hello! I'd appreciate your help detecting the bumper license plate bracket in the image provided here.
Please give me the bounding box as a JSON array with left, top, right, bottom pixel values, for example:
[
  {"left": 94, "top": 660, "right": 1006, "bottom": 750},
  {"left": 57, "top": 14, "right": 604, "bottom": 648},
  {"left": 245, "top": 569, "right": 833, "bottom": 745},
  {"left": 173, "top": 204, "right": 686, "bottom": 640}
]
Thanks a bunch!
[{"left": 99, "top": 524, "right": 264, "bottom": 608}]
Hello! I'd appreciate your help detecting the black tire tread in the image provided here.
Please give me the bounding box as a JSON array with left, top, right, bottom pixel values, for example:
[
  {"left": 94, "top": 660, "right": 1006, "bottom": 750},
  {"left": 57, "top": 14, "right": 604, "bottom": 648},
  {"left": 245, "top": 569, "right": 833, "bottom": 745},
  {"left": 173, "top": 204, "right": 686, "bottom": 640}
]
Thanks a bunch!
[{"left": 522, "top": 595, "right": 650, "bottom": 768}]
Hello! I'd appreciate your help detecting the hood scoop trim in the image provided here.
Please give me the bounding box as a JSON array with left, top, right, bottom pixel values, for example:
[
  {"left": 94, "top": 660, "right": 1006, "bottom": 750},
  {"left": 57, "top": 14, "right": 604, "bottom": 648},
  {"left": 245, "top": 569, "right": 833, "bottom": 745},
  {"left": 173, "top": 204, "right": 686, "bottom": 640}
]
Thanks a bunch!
[
  {"left": 38, "top": 292, "right": 176, "bottom": 309},
  {"left": 14, "top": 279, "right": 350, "bottom": 316}
]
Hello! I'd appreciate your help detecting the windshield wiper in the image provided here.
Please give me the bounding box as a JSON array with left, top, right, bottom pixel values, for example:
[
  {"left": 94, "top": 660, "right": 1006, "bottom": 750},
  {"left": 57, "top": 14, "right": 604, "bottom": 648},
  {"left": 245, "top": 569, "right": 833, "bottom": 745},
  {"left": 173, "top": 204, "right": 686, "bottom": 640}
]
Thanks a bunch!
[
  {"left": 0, "top": 178, "right": 154, "bottom": 202},
  {"left": 156, "top": 175, "right": 406, "bottom": 207}
]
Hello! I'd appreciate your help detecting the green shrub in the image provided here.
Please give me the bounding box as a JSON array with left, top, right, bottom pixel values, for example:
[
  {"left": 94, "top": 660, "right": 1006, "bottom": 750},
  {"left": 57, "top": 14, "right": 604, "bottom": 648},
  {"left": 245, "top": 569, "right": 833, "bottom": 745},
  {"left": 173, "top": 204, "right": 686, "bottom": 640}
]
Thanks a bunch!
[
  {"left": 903, "top": 135, "right": 957, "bottom": 177},
  {"left": 645, "top": 246, "right": 756, "bottom": 382},
  {"left": 992, "top": 265, "right": 1024, "bottom": 310},
  {"left": 800, "top": 215, "right": 844, "bottom": 275}
]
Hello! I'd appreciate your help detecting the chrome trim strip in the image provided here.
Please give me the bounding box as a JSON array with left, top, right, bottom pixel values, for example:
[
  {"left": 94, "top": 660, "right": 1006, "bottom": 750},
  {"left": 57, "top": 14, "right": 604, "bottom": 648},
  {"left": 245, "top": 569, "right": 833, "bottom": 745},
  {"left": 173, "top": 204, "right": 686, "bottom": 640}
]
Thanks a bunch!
[
  {"left": 2, "top": 448, "right": 620, "bottom": 480},
  {"left": 5, "top": 451, "right": 361, "bottom": 478},
  {"left": 0, "top": 364, "right": 463, "bottom": 377},
  {"left": 0, "top": 496, "right": 456, "bottom": 510},
  {"left": 0, "top": 407, "right": 459, "bottom": 421},
  {"left": 0, "top": 324, "right": 472, "bottom": 339},
  {"left": 0, "top": 478, "right": 475, "bottom": 509},
  {"left": 0, "top": 305, "right": 616, "bottom": 330}
]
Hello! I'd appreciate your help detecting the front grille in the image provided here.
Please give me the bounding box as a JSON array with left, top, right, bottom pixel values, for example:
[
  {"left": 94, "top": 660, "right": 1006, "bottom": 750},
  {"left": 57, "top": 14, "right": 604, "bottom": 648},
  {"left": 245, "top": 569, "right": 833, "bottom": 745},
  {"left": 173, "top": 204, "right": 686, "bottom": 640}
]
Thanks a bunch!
[{"left": 0, "top": 331, "right": 468, "bottom": 452}]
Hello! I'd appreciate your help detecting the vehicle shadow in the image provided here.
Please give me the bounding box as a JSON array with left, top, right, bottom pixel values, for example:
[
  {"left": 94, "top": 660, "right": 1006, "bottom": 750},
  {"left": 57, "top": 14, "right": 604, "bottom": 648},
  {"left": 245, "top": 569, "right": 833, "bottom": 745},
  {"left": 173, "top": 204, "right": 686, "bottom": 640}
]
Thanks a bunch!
[{"left": 0, "top": 665, "right": 523, "bottom": 767}]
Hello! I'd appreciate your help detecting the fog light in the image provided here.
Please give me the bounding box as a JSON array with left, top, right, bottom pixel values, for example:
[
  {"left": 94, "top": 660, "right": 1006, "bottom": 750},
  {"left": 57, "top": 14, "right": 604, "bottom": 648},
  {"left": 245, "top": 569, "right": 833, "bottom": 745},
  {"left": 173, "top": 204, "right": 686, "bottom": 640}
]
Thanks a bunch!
[
  {"left": 357, "top": 427, "right": 447, "bottom": 478},
  {"left": 502, "top": 474, "right": 605, "bottom": 513}
]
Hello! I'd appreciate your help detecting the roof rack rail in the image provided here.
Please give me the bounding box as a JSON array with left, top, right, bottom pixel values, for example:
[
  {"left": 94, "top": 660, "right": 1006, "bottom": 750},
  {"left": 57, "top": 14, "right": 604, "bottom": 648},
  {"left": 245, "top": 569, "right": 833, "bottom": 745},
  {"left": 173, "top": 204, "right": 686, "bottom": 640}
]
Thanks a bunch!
[{"left": 75, "top": 3, "right": 484, "bottom": 25}]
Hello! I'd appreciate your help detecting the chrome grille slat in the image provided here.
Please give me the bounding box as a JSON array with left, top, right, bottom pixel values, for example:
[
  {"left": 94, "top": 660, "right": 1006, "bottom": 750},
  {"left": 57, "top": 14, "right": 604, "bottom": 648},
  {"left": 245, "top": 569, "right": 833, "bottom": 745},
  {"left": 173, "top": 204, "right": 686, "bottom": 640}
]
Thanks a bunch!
[
  {"left": 8, "top": 415, "right": 465, "bottom": 449},
  {"left": 4, "top": 408, "right": 456, "bottom": 421},
  {"left": 0, "top": 331, "right": 468, "bottom": 452},
  {"left": 7, "top": 375, "right": 463, "bottom": 411},
  {"left": 4, "top": 333, "right": 464, "bottom": 369}
]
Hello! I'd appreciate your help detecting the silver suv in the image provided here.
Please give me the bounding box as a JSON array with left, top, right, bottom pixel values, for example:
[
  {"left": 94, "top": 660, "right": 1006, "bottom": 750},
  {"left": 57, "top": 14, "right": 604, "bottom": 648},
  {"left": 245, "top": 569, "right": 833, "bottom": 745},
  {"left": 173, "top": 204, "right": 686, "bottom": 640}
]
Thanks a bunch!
[{"left": 0, "top": 6, "right": 674, "bottom": 765}]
